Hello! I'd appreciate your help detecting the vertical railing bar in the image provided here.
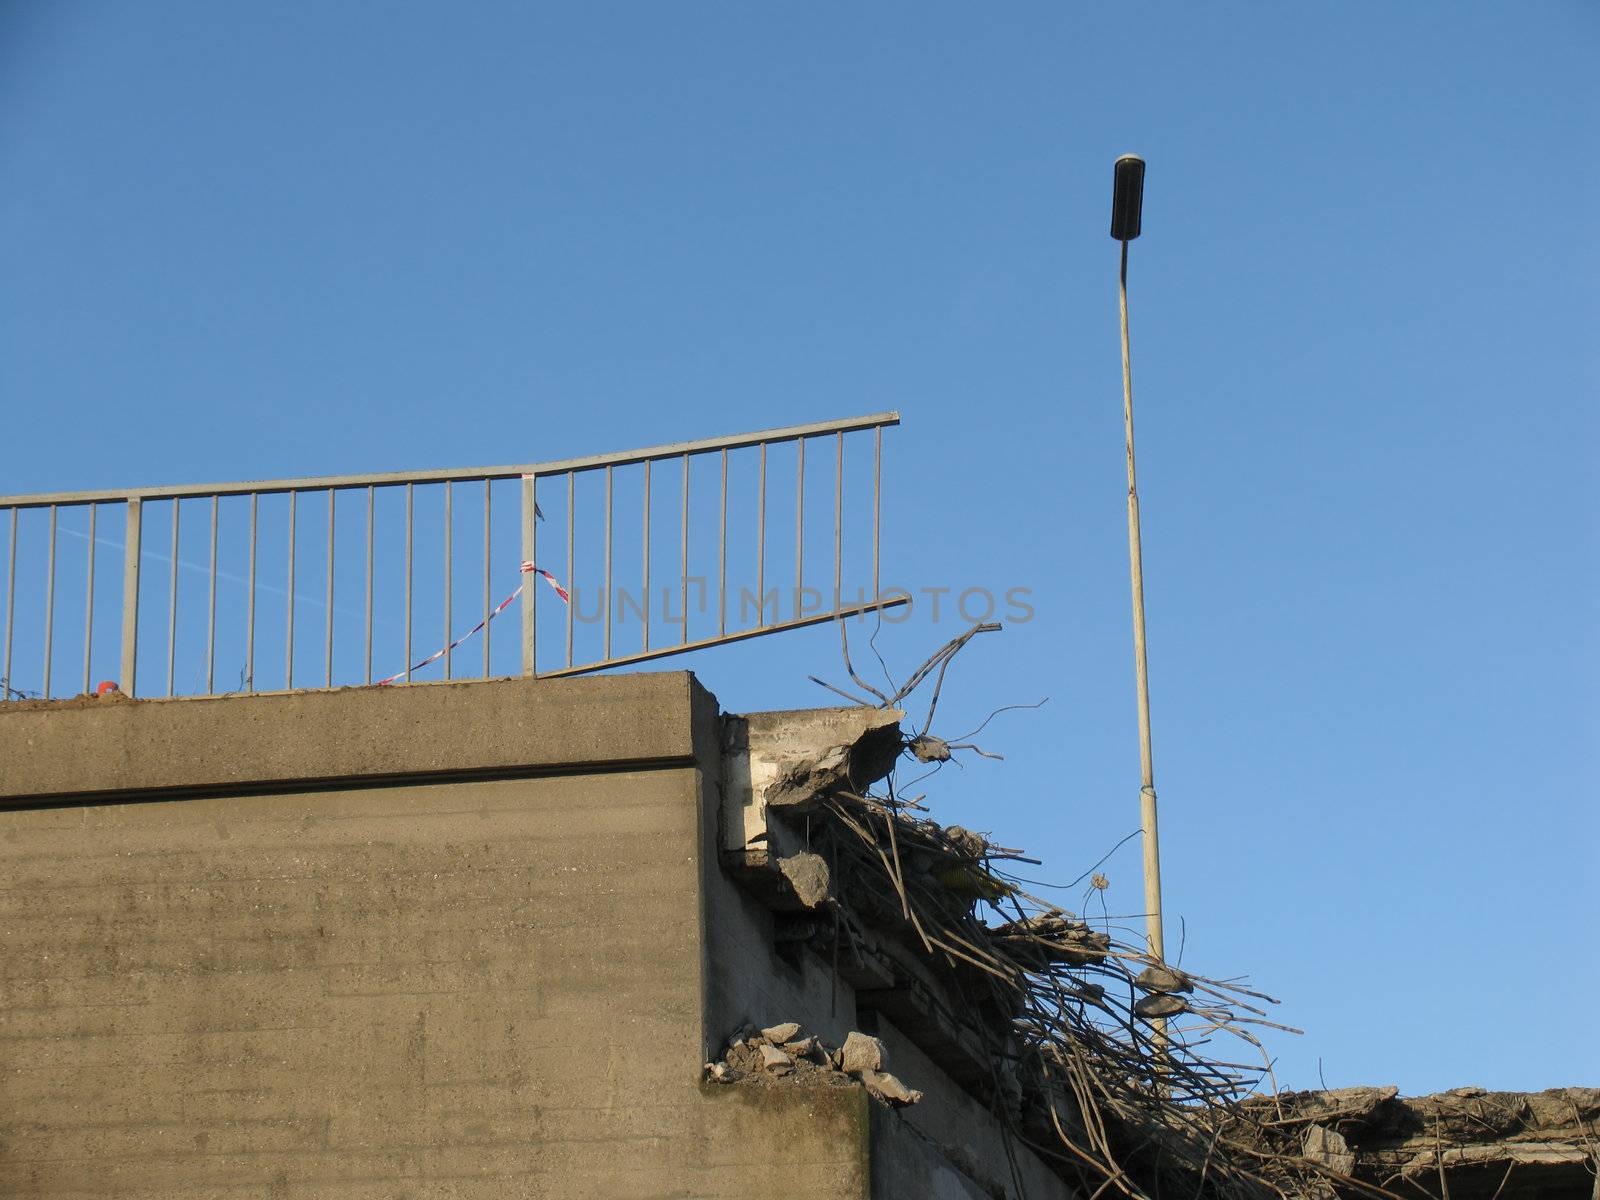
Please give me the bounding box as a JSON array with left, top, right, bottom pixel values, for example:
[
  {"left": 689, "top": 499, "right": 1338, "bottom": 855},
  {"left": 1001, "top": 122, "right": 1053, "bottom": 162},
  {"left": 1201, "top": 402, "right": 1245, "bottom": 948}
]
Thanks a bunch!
[
  {"left": 245, "top": 493, "right": 256, "bottom": 692},
  {"left": 756, "top": 443, "right": 766, "bottom": 628},
  {"left": 718, "top": 448, "right": 727, "bottom": 638},
  {"left": 679, "top": 453, "right": 689, "bottom": 646},
  {"left": 642, "top": 459, "right": 651, "bottom": 651},
  {"left": 43, "top": 505, "right": 57, "bottom": 698},
  {"left": 565, "top": 472, "right": 574, "bottom": 668},
  {"left": 482, "top": 480, "right": 492, "bottom": 678},
  {"left": 285, "top": 490, "right": 297, "bottom": 690},
  {"left": 404, "top": 483, "right": 413, "bottom": 682},
  {"left": 364, "top": 486, "right": 373, "bottom": 684},
  {"left": 873, "top": 425, "right": 882, "bottom": 601},
  {"left": 165, "top": 499, "right": 179, "bottom": 697},
  {"left": 82, "top": 502, "right": 97, "bottom": 695},
  {"left": 206, "top": 496, "right": 217, "bottom": 694},
  {"left": 121, "top": 498, "right": 142, "bottom": 697},
  {"left": 603, "top": 465, "right": 613, "bottom": 662},
  {"left": 795, "top": 436, "right": 805, "bottom": 621},
  {"left": 520, "top": 475, "right": 537, "bottom": 676},
  {"left": 324, "top": 489, "right": 335, "bottom": 688},
  {"left": 834, "top": 430, "right": 843, "bottom": 614},
  {"left": 443, "top": 480, "right": 453, "bottom": 680},
  {"left": 3, "top": 508, "right": 16, "bottom": 697}
]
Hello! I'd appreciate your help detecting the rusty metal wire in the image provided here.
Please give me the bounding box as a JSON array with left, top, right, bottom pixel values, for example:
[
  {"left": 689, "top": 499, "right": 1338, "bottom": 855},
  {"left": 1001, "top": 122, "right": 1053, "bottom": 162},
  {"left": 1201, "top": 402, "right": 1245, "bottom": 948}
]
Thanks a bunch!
[{"left": 806, "top": 621, "right": 1401, "bottom": 1200}]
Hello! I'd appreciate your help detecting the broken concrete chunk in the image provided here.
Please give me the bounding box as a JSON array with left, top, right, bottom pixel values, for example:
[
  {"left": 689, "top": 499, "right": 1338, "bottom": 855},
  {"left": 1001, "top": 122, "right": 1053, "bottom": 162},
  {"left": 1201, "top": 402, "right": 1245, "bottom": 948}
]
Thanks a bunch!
[
  {"left": 756, "top": 708, "right": 905, "bottom": 810},
  {"left": 1302, "top": 1124, "right": 1356, "bottom": 1177},
  {"left": 776, "top": 852, "right": 832, "bottom": 909},
  {"left": 705, "top": 1062, "right": 744, "bottom": 1084},
  {"left": 840, "top": 1031, "right": 886, "bottom": 1074},
  {"left": 760, "top": 1022, "right": 802, "bottom": 1045},
  {"left": 992, "top": 912, "right": 1111, "bottom": 965},
  {"left": 907, "top": 734, "right": 951, "bottom": 763},
  {"left": 861, "top": 1069, "right": 922, "bottom": 1106},
  {"left": 727, "top": 1023, "right": 760, "bottom": 1052},
  {"left": 1134, "top": 964, "right": 1194, "bottom": 994},
  {"left": 781, "top": 1036, "right": 819, "bottom": 1060},
  {"left": 759, "top": 1044, "right": 793, "bottom": 1075},
  {"left": 1132, "top": 994, "right": 1188, "bottom": 1019}
]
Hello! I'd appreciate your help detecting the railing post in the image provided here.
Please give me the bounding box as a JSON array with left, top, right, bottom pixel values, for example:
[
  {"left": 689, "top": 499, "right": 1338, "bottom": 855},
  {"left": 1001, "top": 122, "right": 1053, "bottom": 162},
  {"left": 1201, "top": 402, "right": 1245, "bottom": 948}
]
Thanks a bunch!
[
  {"left": 521, "top": 474, "right": 537, "bottom": 676},
  {"left": 120, "top": 498, "right": 142, "bottom": 696}
]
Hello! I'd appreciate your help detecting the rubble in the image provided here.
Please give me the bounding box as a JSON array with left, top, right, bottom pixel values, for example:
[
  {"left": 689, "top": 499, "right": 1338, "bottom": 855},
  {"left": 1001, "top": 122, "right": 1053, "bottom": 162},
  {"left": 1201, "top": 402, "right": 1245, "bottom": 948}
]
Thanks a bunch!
[
  {"left": 774, "top": 853, "right": 831, "bottom": 909},
  {"left": 839, "top": 1031, "right": 885, "bottom": 1074},
  {"left": 1236, "top": 1085, "right": 1600, "bottom": 1199},
  {"left": 860, "top": 1068, "right": 922, "bottom": 1107},
  {"left": 704, "top": 1021, "right": 921, "bottom": 1109},
  {"left": 1134, "top": 963, "right": 1193, "bottom": 994},
  {"left": 719, "top": 626, "right": 1598, "bottom": 1199}
]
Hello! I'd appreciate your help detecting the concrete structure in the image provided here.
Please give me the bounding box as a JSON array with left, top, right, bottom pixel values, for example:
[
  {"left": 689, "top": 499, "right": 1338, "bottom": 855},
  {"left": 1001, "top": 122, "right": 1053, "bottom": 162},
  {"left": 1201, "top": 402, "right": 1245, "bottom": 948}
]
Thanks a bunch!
[{"left": 0, "top": 674, "right": 1070, "bottom": 1199}]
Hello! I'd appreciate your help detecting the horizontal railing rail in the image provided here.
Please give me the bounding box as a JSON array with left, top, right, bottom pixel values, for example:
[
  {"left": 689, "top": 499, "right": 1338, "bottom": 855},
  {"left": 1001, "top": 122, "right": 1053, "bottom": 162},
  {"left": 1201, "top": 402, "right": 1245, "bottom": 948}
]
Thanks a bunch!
[{"left": 0, "top": 412, "right": 902, "bottom": 700}]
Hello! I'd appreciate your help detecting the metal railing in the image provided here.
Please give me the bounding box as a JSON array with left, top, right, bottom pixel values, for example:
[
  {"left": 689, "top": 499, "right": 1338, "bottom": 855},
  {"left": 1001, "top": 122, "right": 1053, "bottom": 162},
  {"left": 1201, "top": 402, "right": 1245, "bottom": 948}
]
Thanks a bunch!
[{"left": 0, "top": 412, "right": 903, "bottom": 699}]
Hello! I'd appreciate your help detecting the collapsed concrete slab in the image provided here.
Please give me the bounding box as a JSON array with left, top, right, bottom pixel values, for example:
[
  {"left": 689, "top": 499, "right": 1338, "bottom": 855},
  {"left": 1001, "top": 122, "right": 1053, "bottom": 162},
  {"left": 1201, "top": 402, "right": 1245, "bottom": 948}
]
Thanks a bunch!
[{"left": 1242, "top": 1085, "right": 1600, "bottom": 1199}]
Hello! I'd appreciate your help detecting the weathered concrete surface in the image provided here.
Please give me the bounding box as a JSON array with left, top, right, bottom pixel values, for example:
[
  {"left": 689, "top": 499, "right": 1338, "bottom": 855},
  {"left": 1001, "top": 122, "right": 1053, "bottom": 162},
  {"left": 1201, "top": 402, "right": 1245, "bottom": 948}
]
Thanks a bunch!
[
  {"left": 0, "top": 673, "right": 1062, "bottom": 1198},
  {"left": 0, "top": 673, "right": 700, "bottom": 804},
  {"left": 1255, "top": 1085, "right": 1600, "bottom": 1200}
]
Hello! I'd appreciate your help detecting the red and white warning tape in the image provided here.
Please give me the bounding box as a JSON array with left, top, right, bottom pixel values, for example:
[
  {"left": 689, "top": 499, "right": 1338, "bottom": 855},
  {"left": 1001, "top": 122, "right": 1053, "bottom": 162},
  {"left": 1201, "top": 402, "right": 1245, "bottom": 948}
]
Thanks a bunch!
[
  {"left": 375, "top": 562, "right": 569, "bottom": 686},
  {"left": 519, "top": 560, "right": 570, "bottom": 602}
]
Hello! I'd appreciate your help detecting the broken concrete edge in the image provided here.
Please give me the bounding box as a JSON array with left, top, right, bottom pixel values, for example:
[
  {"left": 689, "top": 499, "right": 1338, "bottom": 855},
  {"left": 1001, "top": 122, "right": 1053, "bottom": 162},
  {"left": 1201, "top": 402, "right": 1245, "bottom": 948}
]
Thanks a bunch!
[
  {"left": 722, "top": 704, "right": 903, "bottom": 834},
  {"left": 718, "top": 703, "right": 1079, "bottom": 1116},
  {"left": 704, "top": 1021, "right": 921, "bottom": 1109},
  {"left": 1242, "top": 1084, "right": 1600, "bottom": 1191},
  {"left": 719, "top": 703, "right": 905, "bottom": 914}
]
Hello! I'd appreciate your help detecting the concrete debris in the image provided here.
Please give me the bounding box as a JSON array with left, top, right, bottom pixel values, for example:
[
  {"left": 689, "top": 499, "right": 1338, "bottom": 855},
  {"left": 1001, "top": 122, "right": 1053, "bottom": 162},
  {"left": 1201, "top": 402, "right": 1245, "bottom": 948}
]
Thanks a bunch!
[
  {"left": 781, "top": 1035, "right": 821, "bottom": 1060},
  {"left": 750, "top": 708, "right": 905, "bottom": 812},
  {"left": 993, "top": 912, "right": 1111, "bottom": 966},
  {"left": 775, "top": 852, "right": 832, "bottom": 909},
  {"left": 941, "top": 825, "right": 990, "bottom": 860},
  {"left": 907, "top": 734, "right": 951, "bottom": 763},
  {"left": 1132, "top": 994, "right": 1188, "bottom": 1019},
  {"left": 861, "top": 1069, "right": 923, "bottom": 1107},
  {"left": 708, "top": 1023, "right": 920, "bottom": 1108},
  {"left": 840, "top": 1031, "right": 886, "bottom": 1074},
  {"left": 1301, "top": 1124, "right": 1355, "bottom": 1177},
  {"left": 1241, "top": 1085, "right": 1600, "bottom": 1198},
  {"left": 1134, "top": 963, "right": 1194, "bottom": 995}
]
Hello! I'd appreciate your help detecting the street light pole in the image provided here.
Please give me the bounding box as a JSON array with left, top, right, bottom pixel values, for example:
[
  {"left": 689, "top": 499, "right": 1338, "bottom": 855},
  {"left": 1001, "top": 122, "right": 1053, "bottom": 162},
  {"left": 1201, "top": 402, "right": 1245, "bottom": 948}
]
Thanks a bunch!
[{"left": 1111, "top": 154, "right": 1166, "bottom": 971}]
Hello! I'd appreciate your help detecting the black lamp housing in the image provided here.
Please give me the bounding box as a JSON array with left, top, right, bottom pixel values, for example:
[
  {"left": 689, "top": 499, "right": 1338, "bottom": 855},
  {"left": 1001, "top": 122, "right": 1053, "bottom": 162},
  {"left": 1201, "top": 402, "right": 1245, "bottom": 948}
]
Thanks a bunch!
[{"left": 1110, "top": 154, "right": 1145, "bottom": 241}]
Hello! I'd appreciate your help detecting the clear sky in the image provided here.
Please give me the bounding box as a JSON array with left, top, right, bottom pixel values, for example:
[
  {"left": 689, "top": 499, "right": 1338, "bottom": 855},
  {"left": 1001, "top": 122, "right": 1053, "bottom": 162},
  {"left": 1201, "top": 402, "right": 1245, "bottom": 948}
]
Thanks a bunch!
[{"left": 3, "top": 2, "right": 1595, "bottom": 1096}]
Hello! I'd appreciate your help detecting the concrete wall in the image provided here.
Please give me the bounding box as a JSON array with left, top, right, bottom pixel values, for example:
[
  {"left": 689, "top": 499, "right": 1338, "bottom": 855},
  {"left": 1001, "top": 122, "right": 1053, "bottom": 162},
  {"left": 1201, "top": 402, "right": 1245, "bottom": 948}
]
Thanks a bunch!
[
  {"left": 0, "top": 676, "right": 867, "bottom": 1199},
  {"left": 0, "top": 673, "right": 1070, "bottom": 1199}
]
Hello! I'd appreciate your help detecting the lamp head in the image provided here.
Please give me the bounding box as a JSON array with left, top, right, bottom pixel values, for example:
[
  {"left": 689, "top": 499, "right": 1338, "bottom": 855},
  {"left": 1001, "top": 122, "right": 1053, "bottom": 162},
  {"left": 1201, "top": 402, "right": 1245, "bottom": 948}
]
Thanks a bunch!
[{"left": 1111, "top": 154, "right": 1145, "bottom": 241}]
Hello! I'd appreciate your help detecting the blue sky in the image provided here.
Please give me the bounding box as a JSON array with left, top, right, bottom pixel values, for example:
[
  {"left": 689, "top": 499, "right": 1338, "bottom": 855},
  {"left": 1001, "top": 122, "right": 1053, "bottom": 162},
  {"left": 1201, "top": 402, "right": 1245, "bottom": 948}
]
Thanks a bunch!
[{"left": 3, "top": 2, "right": 1595, "bottom": 1095}]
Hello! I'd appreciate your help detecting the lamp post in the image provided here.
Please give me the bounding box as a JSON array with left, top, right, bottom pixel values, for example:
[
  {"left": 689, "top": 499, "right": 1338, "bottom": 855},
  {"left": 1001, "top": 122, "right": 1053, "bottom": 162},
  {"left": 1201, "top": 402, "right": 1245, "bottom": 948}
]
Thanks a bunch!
[{"left": 1111, "top": 154, "right": 1166, "bottom": 971}]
